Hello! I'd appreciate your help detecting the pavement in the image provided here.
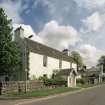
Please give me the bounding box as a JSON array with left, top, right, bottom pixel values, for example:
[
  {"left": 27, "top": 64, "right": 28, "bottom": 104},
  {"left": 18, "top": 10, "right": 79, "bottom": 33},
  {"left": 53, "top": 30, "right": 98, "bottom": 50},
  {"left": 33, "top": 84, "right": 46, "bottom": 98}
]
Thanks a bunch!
[{"left": 0, "top": 84, "right": 105, "bottom": 105}]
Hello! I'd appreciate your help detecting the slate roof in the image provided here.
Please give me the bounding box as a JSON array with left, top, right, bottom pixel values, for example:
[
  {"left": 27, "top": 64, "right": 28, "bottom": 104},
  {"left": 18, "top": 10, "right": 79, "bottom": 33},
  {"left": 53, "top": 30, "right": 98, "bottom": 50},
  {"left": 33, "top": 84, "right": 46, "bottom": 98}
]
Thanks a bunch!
[
  {"left": 84, "top": 67, "right": 101, "bottom": 76},
  {"left": 86, "top": 67, "right": 100, "bottom": 72},
  {"left": 25, "top": 38, "right": 75, "bottom": 63},
  {"left": 56, "top": 68, "right": 77, "bottom": 76}
]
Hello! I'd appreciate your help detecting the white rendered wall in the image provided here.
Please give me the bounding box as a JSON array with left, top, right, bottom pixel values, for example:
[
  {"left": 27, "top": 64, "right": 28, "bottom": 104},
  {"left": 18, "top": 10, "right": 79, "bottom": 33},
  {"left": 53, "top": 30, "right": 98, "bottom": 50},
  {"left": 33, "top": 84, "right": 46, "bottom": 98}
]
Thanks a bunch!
[
  {"left": 72, "top": 63, "right": 77, "bottom": 71},
  {"left": 29, "top": 52, "right": 59, "bottom": 78},
  {"left": 62, "top": 61, "right": 70, "bottom": 69}
]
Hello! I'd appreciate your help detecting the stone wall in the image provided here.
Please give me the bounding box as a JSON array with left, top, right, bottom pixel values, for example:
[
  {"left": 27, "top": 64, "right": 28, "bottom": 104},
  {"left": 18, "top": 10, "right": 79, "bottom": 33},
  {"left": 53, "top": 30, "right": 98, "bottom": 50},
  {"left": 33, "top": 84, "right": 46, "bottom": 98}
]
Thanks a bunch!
[{"left": 2, "top": 80, "right": 43, "bottom": 94}]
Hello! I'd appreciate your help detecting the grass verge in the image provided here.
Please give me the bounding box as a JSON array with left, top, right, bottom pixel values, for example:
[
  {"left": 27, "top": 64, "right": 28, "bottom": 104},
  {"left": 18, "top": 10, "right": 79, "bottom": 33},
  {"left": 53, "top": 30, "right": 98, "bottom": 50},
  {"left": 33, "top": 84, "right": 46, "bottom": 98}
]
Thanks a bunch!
[
  {"left": 77, "top": 82, "right": 105, "bottom": 88},
  {"left": 4, "top": 87, "right": 80, "bottom": 98}
]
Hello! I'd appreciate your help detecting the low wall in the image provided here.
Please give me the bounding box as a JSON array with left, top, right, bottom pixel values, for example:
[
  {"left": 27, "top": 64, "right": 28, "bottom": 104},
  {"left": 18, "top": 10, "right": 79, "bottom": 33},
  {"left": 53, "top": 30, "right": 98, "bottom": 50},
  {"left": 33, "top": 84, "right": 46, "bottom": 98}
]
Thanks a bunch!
[{"left": 2, "top": 80, "right": 43, "bottom": 93}]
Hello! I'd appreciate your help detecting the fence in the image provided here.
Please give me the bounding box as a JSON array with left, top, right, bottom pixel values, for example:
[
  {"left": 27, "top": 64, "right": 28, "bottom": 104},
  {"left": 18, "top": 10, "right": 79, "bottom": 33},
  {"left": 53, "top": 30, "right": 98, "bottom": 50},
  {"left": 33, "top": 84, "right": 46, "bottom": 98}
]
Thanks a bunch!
[{"left": 2, "top": 80, "right": 43, "bottom": 94}]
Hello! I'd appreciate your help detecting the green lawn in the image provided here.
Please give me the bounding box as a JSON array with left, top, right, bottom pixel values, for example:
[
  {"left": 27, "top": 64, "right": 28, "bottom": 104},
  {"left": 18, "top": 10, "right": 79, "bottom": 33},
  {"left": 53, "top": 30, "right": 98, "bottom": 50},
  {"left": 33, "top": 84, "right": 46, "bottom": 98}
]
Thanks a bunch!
[{"left": 4, "top": 87, "right": 80, "bottom": 98}]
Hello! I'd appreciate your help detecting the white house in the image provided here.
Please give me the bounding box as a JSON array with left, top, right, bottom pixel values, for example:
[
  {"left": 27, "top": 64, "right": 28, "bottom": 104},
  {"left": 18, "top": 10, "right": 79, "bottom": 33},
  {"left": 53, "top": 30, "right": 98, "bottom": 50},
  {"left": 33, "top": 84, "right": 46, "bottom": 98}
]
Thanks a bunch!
[{"left": 14, "top": 27, "right": 77, "bottom": 87}]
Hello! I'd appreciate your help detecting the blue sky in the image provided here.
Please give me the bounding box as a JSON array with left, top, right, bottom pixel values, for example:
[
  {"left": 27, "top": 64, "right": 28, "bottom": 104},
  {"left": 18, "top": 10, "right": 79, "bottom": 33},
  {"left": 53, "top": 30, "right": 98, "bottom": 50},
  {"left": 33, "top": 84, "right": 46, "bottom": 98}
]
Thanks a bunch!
[{"left": 0, "top": 0, "right": 105, "bottom": 67}]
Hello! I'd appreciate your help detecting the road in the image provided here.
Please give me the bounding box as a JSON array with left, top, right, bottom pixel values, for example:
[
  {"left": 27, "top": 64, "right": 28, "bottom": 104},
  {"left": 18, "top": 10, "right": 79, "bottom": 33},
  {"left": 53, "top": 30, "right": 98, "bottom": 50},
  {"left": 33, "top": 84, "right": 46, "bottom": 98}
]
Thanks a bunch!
[{"left": 0, "top": 85, "right": 105, "bottom": 105}]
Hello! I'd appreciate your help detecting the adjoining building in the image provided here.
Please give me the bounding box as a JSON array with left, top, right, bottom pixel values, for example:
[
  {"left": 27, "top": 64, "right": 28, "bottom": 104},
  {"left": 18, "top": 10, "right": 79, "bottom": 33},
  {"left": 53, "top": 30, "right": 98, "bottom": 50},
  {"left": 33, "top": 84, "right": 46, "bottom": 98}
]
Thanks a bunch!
[
  {"left": 14, "top": 27, "right": 77, "bottom": 87},
  {"left": 56, "top": 68, "right": 77, "bottom": 87},
  {"left": 79, "top": 67, "right": 102, "bottom": 84}
]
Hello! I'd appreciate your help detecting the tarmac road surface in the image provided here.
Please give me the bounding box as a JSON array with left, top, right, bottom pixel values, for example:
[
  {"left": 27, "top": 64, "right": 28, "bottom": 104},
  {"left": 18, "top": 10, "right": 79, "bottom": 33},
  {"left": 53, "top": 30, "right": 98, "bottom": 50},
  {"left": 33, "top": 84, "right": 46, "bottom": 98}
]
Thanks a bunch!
[{"left": 0, "top": 85, "right": 105, "bottom": 105}]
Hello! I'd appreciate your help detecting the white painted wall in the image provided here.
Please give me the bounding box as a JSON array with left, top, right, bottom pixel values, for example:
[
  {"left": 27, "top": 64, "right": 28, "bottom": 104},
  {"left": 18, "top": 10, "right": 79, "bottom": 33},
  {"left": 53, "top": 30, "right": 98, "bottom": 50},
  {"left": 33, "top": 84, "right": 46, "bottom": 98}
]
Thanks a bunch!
[
  {"left": 29, "top": 52, "right": 59, "bottom": 78},
  {"left": 72, "top": 63, "right": 77, "bottom": 71},
  {"left": 62, "top": 61, "right": 70, "bottom": 69},
  {"left": 29, "top": 52, "right": 77, "bottom": 79}
]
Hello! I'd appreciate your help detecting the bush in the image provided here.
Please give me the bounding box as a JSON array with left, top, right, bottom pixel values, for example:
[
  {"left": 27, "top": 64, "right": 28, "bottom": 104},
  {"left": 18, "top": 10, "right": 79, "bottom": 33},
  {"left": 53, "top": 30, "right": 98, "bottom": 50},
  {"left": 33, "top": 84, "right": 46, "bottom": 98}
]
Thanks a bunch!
[
  {"left": 102, "top": 76, "right": 105, "bottom": 82},
  {"left": 43, "top": 77, "right": 67, "bottom": 87},
  {"left": 39, "top": 74, "right": 67, "bottom": 87},
  {"left": 77, "top": 78, "right": 86, "bottom": 84}
]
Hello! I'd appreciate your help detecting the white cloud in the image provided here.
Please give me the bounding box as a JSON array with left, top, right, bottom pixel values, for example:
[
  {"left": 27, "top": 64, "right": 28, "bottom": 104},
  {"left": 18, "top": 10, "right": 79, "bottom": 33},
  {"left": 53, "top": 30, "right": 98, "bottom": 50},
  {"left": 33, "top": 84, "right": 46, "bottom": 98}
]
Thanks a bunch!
[
  {"left": 13, "top": 21, "right": 80, "bottom": 50},
  {"left": 79, "top": 11, "right": 105, "bottom": 51},
  {"left": 81, "top": 12, "right": 104, "bottom": 33},
  {"left": 79, "top": 11, "right": 105, "bottom": 67},
  {"left": 79, "top": 44, "right": 104, "bottom": 67},
  {"left": 13, "top": 24, "right": 43, "bottom": 43},
  {"left": 74, "top": 0, "right": 105, "bottom": 10},
  {"left": 0, "top": 0, "right": 23, "bottom": 23},
  {"left": 38, "top": 20, "right": 80, "bottom": 50}
]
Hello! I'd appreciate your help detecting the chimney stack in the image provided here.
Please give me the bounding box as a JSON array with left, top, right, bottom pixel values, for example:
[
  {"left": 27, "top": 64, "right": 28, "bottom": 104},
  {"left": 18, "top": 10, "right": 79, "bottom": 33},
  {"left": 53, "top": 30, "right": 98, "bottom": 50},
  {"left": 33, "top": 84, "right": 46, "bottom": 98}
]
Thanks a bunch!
[
  {"left": 14, "top": 26, "right": 24, "bottom": 42},
  {"left": 62, "top": 49, "right": 70, "bottom": 56}
]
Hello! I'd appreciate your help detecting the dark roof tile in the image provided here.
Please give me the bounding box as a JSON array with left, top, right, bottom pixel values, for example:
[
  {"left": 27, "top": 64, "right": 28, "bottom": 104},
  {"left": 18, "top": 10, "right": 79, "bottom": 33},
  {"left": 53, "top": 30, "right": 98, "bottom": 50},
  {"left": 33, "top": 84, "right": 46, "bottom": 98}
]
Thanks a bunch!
[{"left": 25, "top": 38, "right": 75, "bottom": 63}]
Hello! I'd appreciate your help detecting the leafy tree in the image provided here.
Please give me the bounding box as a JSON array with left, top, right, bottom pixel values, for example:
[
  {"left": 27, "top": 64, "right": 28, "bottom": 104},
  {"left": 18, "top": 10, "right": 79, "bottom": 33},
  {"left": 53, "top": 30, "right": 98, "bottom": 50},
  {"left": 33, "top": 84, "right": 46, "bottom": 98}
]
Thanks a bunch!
[
  {"left": 71, "top": 51, "right": 84, "bottom": 70},
  {"left": 97, "top": 55, "right": 105, "bottom": 73},
  {"left": 0, "top": 8, "right": 21, "bottom": 77}
]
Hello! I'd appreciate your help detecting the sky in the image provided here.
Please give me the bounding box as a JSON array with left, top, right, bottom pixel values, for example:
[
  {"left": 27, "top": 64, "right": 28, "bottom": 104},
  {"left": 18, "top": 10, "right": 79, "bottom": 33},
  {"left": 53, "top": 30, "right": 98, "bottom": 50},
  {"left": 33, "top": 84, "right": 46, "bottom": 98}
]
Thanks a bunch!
[{"left": 0, "top": 0, "right": 105, "bottom": 67}]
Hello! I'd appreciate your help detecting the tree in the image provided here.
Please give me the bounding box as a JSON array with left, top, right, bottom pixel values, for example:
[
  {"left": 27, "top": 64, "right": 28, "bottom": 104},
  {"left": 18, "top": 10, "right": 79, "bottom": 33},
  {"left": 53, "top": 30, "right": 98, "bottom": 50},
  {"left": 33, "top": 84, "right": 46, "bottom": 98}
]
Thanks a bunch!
[
  {"left": 71, "top": 51, "right": 84, "bottom": 70},
  {"left": 0, "top": 8, "right": 21, "bottom": 77},
  {"left": 97, "top": 55, "right": 105, "bottom": 73}
]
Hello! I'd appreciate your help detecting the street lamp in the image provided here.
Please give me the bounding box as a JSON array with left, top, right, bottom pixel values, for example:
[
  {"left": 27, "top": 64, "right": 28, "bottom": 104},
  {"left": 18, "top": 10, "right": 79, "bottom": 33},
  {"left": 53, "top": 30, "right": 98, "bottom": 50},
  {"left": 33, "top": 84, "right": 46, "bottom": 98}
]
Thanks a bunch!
[{"left": 24, "top": 35, "right": 33, "bottom": 93}]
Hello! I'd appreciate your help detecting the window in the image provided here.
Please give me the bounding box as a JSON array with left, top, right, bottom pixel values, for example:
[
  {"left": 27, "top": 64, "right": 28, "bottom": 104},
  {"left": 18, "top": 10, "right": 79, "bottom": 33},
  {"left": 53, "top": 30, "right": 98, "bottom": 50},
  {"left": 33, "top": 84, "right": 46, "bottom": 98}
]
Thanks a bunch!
[
  {"left": 43, "top": 55, "right": 47, "bottom": 67},
  {"left": 59, "top": 60, "right": 62, "bottom": 69}
]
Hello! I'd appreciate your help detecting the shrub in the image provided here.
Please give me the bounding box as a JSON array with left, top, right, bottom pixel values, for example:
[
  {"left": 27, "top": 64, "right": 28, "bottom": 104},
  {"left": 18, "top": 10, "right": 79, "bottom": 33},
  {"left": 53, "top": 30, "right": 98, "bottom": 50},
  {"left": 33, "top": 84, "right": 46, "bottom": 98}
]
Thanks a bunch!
[
  {"left": 43, "top": 77, "right": 66, "bottom": 87},
  {"left": 77, "top": 78, "right": 86, "bottom": 84}
]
